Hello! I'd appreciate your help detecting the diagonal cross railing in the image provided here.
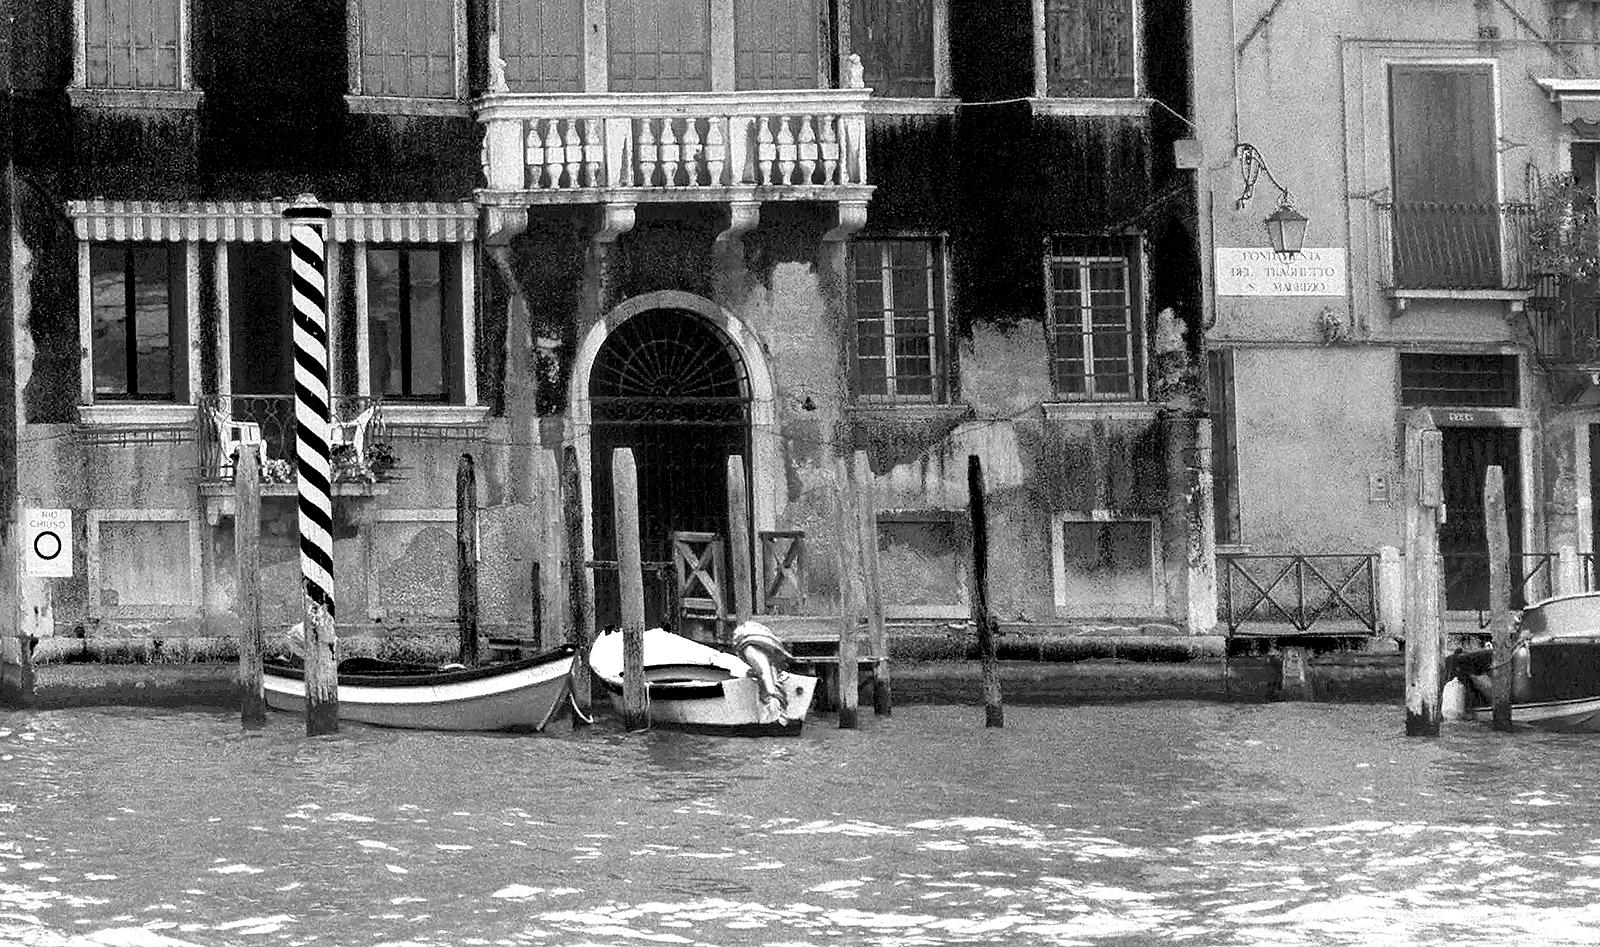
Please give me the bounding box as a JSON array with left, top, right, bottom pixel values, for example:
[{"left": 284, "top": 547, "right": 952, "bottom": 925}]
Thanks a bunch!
[{"left": 1219, "top": 553, "right": 1379, "bottom": 634}]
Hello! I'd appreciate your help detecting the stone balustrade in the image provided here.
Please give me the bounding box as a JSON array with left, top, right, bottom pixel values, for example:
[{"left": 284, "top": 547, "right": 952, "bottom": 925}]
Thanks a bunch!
[{"left": 477, "top": 89, "right": 871, "bottom": 201}]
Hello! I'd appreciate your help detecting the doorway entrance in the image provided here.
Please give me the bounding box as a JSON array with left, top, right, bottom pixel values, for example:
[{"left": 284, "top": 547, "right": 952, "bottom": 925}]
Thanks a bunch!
[
  {"left": 588, "top": 308, "right": 752, "bottom": 632},
  {"left": 1440, "top": 426, "right": 1523, "bottom": 611}
]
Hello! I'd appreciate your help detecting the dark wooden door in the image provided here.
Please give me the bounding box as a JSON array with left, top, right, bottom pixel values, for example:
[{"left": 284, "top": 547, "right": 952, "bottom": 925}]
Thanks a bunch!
[
  {"left": 1388, "top": 65, "right": 1500, "bottom": 288},
  {"left": 735, "top": 0, "right": 823, "bottom": 89},
  {"left": 500, "top": 0, "right": 583, "bottom": 91},
  {"left": 1440, "top": 427, "right": 1522, "bottom": 611},
  {"left": 588, "top": 310, "right": 751, "bottom": 633}
]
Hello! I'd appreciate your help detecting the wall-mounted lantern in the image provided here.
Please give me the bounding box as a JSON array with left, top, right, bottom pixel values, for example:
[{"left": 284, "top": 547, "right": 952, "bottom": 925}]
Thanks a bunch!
[{"left": 1235, "top": 143, "right": 1307, "bottom": 256}]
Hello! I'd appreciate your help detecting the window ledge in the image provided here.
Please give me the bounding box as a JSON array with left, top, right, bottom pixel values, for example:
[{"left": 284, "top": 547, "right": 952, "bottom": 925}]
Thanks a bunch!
[
  {"left": 1386, "top": 287, "right": 1531, "bottom": 313},
  {"left": 1042, "top": 401, "right": 1162, "bottom": 421},
  {"left": 77, "top": 403, "right": 197, "bottom": 427},
  {"left": 347, "top": 95, "right": 471, "bottom": 118},
  {"left": 381, "top": 403, "right": 491, "bottom": 426},
  {"left": 847, "top": 402, "right": 973, "bottom": 422},
  {"left": 69, "top": 87, "right": 202, "bottom": 110},
  {"left": 1030, "top": 97, "right": 1151, "bottom": 118}
]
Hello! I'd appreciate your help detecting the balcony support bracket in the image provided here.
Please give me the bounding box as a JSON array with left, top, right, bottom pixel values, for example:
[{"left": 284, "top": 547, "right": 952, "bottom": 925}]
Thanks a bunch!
[
  {"left": 716, "top": 200, "right": 762, "bottom": 250},
  {"left": 483, "top": 206, "right": 530, "bottom": 247},
  {"left": 822, "top": 200, "right": 870, "bottom": 243},
  {"left": 594, "top": 202, "right": 638, "bottom": 246}
]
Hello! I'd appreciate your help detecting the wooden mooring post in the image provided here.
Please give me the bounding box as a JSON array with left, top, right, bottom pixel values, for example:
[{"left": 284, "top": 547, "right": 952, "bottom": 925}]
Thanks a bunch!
[
  {"left": 456, "top": 453, "right": 480, "bottom": 666},
  {"left": 562, "top": 446, "right": 594, "bottom": 728},
  {"left": 833, "top": 456, "right": 861, "bottom": 729},
  {"left": 727, "top": 456, "right": 754, "bottom": 624},
  {"left": 1485, "top": 465, "right": 1514, "bottom": 732},
  {"left": 853, "top": 450, "right": 891, "bottom": 716},
  {"left": 1403, "top": 411, "right": 1444, "bottom": 737},
  {"left": 235, "top": 450, "right": 266, "bottom": 729},
  {"left": 614, "top": 448, "right": 649, "bottom": 731},
  {"left": 968, "top": 455, "right": 1003, "bottom": 728}
]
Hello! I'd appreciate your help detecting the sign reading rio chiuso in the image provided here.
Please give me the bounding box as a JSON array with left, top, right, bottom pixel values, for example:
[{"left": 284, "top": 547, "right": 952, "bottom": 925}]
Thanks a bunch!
[
  {"left": 23, "top": 508, "right": 73, "bottom": 578},
  {"left": 1215, "top": 247, "right": 1348, "bottom": 297}
]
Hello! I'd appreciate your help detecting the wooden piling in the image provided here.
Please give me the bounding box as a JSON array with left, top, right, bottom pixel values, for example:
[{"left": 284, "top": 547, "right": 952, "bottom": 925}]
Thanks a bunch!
[
  {"left": 536, "top": 448, "right": 567, "bottom": 652},
  {"left": 562, "top": 445, "right": 594, "bottom": 728},
  {"left": 833, "top": 456, "right": 860, "bottom": 729},
  {"left": 1403, "top": 411, "right": 1443, "bottom": 737},
  {"left": 614, "top": 448, "right": 649, "bottom": 731},
  {"left": 235, "top": 450, "right": 266, "bottom": 729},
  {"left": 967, "top": 455, "right": 1003, "bottom": 728},
  {"left": 726, "top": 456, "right": 754, "bottom": 623},
  {"left": 852, "top": 450, "right": 891, "bottom": 716},
  {"left": 1485, "top": 464, "right": 1514, "bottom": 732},
  {"left": 456, "top": 453, "right": 480, "bottom": 666}
]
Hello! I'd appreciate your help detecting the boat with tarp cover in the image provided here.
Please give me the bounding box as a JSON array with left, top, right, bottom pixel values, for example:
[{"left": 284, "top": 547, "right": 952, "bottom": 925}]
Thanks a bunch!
[
  {"left": 263, "top": 646, "right": 576, "bottom": 732},
  {"left": 1447, "top": 592, "right": 1600, "bottom": 732}
]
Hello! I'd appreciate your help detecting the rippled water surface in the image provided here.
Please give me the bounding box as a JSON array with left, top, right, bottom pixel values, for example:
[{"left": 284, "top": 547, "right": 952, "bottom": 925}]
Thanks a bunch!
[{"left": 3, "top": 702, "right": 1600, "bottom": 946}]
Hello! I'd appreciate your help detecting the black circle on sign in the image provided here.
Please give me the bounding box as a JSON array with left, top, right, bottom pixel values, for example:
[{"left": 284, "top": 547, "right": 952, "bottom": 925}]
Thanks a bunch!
[{"left": 34, "top": 531, "right": 61, "bottom": 561}]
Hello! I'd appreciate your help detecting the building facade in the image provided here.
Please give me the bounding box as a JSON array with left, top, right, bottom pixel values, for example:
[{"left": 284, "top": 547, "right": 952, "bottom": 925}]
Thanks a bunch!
[
  {"left": 2, "top": 0, "right": 1206, "bottom": 701},
  {"left": 1197, "top": 0, "right": 1600, "bottom": 628}
]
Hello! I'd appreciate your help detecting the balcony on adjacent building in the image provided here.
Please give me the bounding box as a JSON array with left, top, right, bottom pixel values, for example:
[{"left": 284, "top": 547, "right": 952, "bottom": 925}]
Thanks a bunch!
[{"left": 1374, "top": 201, "right": 1535, "bottom": 311}]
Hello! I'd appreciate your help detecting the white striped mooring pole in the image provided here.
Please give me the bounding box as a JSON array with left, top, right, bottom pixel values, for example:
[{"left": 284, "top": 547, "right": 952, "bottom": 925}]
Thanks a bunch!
[{"left": 286, "top": 198, "right": 339, "bottom": 736}]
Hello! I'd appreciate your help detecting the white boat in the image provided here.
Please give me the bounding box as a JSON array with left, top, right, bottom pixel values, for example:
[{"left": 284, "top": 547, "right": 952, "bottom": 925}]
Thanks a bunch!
[
  {"left": 588, "top": 623, "right": 817, "bottom": 736},
  {"left": 262, "top": 647, "right": 576, "bottom": 732}
]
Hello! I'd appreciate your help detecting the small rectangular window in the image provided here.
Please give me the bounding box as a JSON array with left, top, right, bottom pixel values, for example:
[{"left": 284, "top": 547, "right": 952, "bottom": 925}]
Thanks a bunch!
[
  {"left": 1052, "top": 514, "right": 1158, "bottom": 611},
  {"left": 1399, "top": 353, "right": 1519, "bottom": 407},
  {"left": 367, "top": 247, "right": 457, "bottom": 402},
  {"left": 357, "top": 0, "right": 458, "bottom": 98},
  {"left": 851, "top": 238, "right": 947, "bottom": 402},
  {"left": 1047, "top": 235, "right": 1143, "bottom": 401},
  {"left": 83, "top": 0, "right": 182, "bottom": 90},
  {"left": 1044, "top": 0, "right": 1136, "bottom": 97},
  {"left": 90, "top": 244, "right": 179, "bottom": 400}
]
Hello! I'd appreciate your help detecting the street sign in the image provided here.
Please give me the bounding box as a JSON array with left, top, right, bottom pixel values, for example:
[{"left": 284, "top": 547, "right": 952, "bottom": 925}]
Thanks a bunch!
[
  {"left": 24, "top": 508, "right": 72, "bottom": 578},
  {"left": 1215, "top": 247, "right": 1348, "bottom": 297}
]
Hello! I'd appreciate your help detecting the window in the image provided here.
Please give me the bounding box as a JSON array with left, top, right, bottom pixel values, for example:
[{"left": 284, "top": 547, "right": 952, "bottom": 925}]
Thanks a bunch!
[
  {"left": 1207, "top": 349, "right": 1241, "bottom": 545},
  {"left": 851, "top": 238, "right": 947, "bottom": 402},
  {"left": 1399, "top": 353, "right": 1518, "bottom": 407},
  {"left": 1044, "top": 0, "right": 1136, "bottom": 97},
  {"left": 608, "top": 0, "right": 710, "bottom": 92},
  {"left": 366, "top": 247, "right": 465, "bottom": 402},
  {"left": 1051, "top": 513, "right": 1159, "bottom": 612},
  {"left": 500, "top": 0, "right": 583, "bottom": 92},
  {"left": 90, "top": 244, "right": 185, "bottom": 400},
  {"left": 352, "top": 0, "right": 461, "bottom": 99},
  {"left": 79, "top": 0, "right": 185, "bottom": 90},
  {"left": 851, "top": 0, "right": 936, "bottom": 97},
  {"left": 1046, "top": 236, "right": 1143, "bottom": 401},
  {"left": 1387, "top": 64, "right": 1499, "bottom": 289},
  {"left": 736, "top": 0, "right": 824, "bottom": 90}
]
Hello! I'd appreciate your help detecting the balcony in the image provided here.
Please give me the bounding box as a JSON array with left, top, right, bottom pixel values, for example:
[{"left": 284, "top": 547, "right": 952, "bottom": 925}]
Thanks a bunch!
[
  {"left": 476, "top": 89, "right": 872, "bottom": 209},
  {"left": 1374, "top": 201, "right": 1535, "bottom": 311}
]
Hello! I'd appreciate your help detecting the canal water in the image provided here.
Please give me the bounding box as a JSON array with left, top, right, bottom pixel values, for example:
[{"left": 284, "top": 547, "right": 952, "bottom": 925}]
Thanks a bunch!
[{"left": 3, "top": 702, "right": 1600, "bottom": 946}]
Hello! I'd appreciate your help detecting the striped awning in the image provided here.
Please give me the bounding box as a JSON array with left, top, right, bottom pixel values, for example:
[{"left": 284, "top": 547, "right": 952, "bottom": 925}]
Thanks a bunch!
[{"left": 66, "top": 200, "right": 480, "bottom": 243}]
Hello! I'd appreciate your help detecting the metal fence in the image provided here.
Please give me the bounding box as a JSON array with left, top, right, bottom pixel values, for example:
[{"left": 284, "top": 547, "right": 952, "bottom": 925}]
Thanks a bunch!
[
  {"left": 1218, "top": 553, "right": 1379, "bottom": 634},
  {"left": 1374, "top": 201, "right": 1534, "bottom": 291}
]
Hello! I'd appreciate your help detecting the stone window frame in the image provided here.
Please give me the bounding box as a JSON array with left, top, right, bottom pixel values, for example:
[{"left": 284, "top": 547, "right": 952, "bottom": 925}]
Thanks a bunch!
[
  {"left": 85, "top": 508, "right": 204, "bottom": 621},
  {"left": 846, "top": 233, "right": 953, "bottom": 405},
  {"left": 1050, "top": 509, "right": 1163, "bottom": 617},
  {"left": 877, "top": 509, "right": 970, "bottom": 620},
  {"left": 70, "top": 0, "right": 201, "bottom": 108},
  {"left": 364, "top": 508, "right": 462, "bottom": 622},
  {"left": 76, "top": 239, "right": 202, "bottom": 428},
  {"left": 346, "top": 0, "right": 471, "bottom": 117}
]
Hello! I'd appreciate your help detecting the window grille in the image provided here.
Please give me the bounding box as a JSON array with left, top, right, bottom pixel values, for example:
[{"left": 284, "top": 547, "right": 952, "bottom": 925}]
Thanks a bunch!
[
  {"left": 850, "top": 238, "right": 948, "bottom": 402},
  {"left": 1046, "top": 234, "right": 1143, "bottom": 401},
  {"left": 1399, "top": 353, "right": 1518, "bottom": 407}
]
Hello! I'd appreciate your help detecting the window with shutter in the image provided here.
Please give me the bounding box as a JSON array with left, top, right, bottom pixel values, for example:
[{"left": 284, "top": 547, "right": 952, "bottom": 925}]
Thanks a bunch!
[
  {"left": 735, "top": 0, "right": 824, "bottom": 90},
  {"left": 80, "top": 0, "right": 184, "bottom": 91},
  {"left": 1044, "top": 0, "right": 1136, "bottom": 97},
  {"left": 850, "top": 0, "right": 936, "bottom": 97},
  {"left": 608, "top": 0, "right": 711, "bottom": 92},
  {"left": 355, "top": 0, "right": 461, "bottom": 99},
  {"left": 501, "top": 0, "right": 584, "bottom": 92}
]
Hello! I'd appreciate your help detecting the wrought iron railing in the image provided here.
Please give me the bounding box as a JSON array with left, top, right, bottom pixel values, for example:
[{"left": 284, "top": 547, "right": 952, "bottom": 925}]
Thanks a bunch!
[
  {"left": 1441, "top": 551, "right": 1555, "bottom": 620},
  {"left": 1375, "top": 201, "right": 1534, "bottom": 291},
  {"left": 197, "top": 395, "right": 389, "bottom": 482},
  {"left": 1218, "top": 553, "right": 1379, "bottom": 634},
  {"left": 1525, "top": 283, "right": 1600, "bottom": 362}
]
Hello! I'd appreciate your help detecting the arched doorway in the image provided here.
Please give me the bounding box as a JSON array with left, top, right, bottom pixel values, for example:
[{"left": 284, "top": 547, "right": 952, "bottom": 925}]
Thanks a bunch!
[{"left": 589, "top": 308, "right": 752, "bottom": 632}]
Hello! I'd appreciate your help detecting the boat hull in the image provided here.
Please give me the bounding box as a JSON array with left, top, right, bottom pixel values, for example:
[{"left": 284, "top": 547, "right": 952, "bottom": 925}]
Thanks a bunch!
[
  {"left": 590, "top": 628, "right": 816, "bottom": 735},
  {"left": 1461, "top": 693, "right": 1600, "bottom": 733},
  {"left": 262, "top": 648, "right": 575, "bottom": 732}
]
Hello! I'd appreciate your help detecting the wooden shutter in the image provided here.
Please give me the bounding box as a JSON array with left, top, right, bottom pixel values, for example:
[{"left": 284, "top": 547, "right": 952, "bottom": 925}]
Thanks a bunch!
[
  {"left": 735, "top": 0, "right": 823, "bottom": 90},
  {"left": 608, "top": 0, "right": 710, "bottom": 92},
  {"left": 1388, "top": 65, "right": 1500, "bottom": 287},
  {"left": 85, "top": 0, "right": 181, "bottom": 89},
  {"left": 501, "top": 0, "right": 583, "bottom": 92},
  {"left": 849, "top": 0, "right": 935, "bottom": 97},
  {"left": 362, "top": 0, "right": 457, "bottom": 98},
  {"left": 1044, "top": 0, "right": 1135, "bottom": 97}
]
